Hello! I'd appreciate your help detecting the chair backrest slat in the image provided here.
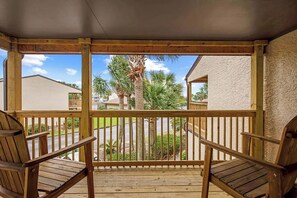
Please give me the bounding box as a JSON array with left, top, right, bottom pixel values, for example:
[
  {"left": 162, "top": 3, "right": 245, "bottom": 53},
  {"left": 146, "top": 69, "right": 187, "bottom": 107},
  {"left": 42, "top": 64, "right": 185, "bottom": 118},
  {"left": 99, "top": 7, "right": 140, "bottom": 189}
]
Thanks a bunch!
[
  {"left": 0, "top": 111, "right": 31, "bottom": 195},
  {"left": 275, "top": 115, "right": 297, "bottom": 194}
]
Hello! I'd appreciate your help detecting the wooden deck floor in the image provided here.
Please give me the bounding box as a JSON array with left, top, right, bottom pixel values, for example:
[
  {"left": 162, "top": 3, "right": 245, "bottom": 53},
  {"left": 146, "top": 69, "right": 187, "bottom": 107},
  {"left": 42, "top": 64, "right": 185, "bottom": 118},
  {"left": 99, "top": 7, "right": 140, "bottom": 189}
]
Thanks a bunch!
[{"left": 61, "top": 167, "right": 231, "bottom": 198}]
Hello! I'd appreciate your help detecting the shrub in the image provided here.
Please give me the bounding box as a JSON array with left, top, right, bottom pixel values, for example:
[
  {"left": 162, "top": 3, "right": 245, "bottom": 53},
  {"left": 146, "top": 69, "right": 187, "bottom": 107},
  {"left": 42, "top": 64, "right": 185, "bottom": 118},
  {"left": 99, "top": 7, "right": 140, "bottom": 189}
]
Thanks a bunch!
[
  {"left": 28, "top": 124, "right": 47, "bottom": 134},
  {"left": 152, "top": 134, "right": 184, "bottom": 160},
  {"left": 67, "top": 117, "right": 80, "bottom": 129}
]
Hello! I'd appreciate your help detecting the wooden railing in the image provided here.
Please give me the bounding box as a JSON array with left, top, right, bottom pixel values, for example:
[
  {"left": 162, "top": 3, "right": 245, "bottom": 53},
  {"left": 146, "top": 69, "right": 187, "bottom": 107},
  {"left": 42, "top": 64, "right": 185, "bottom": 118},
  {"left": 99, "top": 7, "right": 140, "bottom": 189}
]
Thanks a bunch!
[
  {"left": 189, "top": 102, "right": 208, "bottom": 131},
  {"left": 14, "top": 111, "right": 81, "bottom": 160},
  {"left": 91, "top": 110, "right": 256, "bottom": 167},
  {"left": 11, "top": 110, "right": 256, "bottom": 167}
]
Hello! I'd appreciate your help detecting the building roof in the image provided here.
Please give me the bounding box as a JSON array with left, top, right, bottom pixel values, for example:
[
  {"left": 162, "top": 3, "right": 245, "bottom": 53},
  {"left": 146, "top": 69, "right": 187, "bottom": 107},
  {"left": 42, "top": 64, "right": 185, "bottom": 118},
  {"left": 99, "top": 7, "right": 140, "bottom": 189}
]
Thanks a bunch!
[
  {"left": 0, "top": 1, "right": 297, "bottom": 40},
  {"left": 0, "top": 75, "right": 81, "bottom": 92},
  {"left": 104, "top": 97, "right": 128, "bottom": 106}
]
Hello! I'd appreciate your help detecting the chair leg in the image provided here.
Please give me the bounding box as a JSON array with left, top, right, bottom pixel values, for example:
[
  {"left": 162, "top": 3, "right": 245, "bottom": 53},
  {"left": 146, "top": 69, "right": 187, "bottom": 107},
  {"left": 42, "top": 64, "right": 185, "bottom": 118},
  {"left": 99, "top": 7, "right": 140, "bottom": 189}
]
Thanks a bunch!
[
  {"left": 202, "top": 146, "right": 212, "bottom": 198},
  {"left": 85, "top": 143, "right": 95, "bottom": 198}
]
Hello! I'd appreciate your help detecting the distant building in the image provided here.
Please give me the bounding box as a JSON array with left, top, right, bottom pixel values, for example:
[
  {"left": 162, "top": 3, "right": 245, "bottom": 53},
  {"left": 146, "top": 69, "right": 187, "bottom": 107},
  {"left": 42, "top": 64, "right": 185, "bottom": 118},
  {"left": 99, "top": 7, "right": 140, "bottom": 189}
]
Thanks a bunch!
[
  {"left": 0, "top": 75, "right": 81, "bottom": 110},
  {"left": 104, "top": 97, "right": 128, "bottom": 109}
]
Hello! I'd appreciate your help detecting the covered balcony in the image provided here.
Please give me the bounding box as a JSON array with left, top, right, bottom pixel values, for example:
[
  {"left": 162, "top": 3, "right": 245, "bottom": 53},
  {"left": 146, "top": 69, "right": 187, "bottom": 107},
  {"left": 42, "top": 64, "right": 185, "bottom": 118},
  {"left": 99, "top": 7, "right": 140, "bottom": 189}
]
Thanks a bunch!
[{"left": 0, "top": 1, "right": 297, "bottom": 197}]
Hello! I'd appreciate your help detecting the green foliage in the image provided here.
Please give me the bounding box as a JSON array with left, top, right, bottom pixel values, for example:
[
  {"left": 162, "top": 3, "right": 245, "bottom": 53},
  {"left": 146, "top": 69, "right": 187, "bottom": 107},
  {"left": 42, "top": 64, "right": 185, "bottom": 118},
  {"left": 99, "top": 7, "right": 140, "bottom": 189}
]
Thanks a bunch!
[
  {"left": 108, "top": 56, "right": 134, "bottom": 99},
  {"left": 28, "top": 124, "right": 47, "bottom": 134},
  {"left": 61, "top": 82, "right": 80, "bottom": 89},
  {"left": 107, "top": 152, "right": 137, "bottom": 161},
  {"left": 152, "top": 134, "right": 183, "bottom": 160},
  {"left": 28, "top": 124, "right": 46, "bottom": 134},
  {"left": 100, "top": 140, "right": 117, "bottom": 155},
  {"left": 67, "top": 118, "right": 80, "bottom": 129},
  {"left": 170, "top": 117, "right": 186, "bottom": 131},
  {"left": 192, "top": 83, "right": 208, "bottom": 102},
  {"left": 93, "top": 75, "right": 111, "bottom": 100},
  {"left": 144, "top": 71, "right": 184, "bottom": 110}
]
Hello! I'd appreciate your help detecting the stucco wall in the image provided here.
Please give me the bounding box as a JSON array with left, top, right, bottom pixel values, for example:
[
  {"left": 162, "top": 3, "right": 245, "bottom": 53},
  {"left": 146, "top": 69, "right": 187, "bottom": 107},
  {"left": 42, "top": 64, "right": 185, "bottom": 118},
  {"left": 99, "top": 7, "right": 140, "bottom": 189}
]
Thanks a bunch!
[
  {"left": 188, "top": 56, "right": 251, "bottom": 110},
  {"left": 0, "top": 75, "right": 81, "bottom": 110},
  {"left": 264, "top": 29, "right": 297, "bottom": 161}
]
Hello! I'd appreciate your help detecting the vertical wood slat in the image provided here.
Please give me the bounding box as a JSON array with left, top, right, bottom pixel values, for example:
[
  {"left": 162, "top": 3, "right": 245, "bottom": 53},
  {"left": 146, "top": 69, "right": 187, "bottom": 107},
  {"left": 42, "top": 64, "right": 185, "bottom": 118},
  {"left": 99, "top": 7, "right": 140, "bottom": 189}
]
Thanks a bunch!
[
  {"left": 65, "top": 117, "right": 68, "bottom": 158},
  {"left": 223, "top": 117, "right": 226, "bottom": 160},
  {"left": 148, "top": 118, "right": 151, "bottom": 160},
  {"left": 154, "top": 117, "right": 157, "bottom": 162},
  {"left": 136, "top": 117, "right": 138, "bottom": 161},
  {"left": 72, "top": 117, "right": 75, "bottom": 160},
  {"left": 103, "top": 117, "right": 106, "bottom": 162},
  {"left": 129, "top": 117, "right": 132, "bottom": 161},
  {"left": 192, "top": 118, "right": 195, "bottom": 161},
  {"left": 217, "top": 117, "right": 220, "bottom": 160},
  {"left": 179, "top": 117, "right": 182, "bottom": 163},
  {"left": 161, "top": 117, "right": 163, "bottom": 161},
  {"left": 116, "top": 117, "right": 119, "bottom": 162},
  {"left": 58, "top": 117, "right": 61, "bottom": 151},
  {"left": 199, "top": 117, "right": 202, "bottom": 161},
  {"left": 32, "top": 117, "right": 35, "bottom": 159},
  {"left": 173, "top": 117, "right": 176, "bottom": 162},
  {"left": 110, "top": 117, "right": 113, "bottom": 163},
  {"left": 236, "top": 117, "right": 239, "bottom": 151},
  {"left": 167, "top": 117, "right": 170, "bottom": 161},
  {"left": 123, "top": 117, "right": 125, "bottom": 162},
  {"left": 51, "top": 117, "right": 55, "bottom": 152},
  {"left": 185, "top": 117, "right": 188, "bottom": 161},
  {"left": 230, "top": 117, "right": 233, "bottom": 160}
]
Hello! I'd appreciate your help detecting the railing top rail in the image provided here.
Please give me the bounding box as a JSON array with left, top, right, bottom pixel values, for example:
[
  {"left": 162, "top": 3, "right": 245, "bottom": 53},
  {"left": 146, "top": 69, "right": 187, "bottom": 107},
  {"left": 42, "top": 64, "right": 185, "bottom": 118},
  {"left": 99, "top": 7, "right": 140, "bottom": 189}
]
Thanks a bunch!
[
  {"left": 14, "top": 110, "right": 82, "bottom": 117},
  {"left": 90, "top": 110, "right": 256, "bottom": 117}
]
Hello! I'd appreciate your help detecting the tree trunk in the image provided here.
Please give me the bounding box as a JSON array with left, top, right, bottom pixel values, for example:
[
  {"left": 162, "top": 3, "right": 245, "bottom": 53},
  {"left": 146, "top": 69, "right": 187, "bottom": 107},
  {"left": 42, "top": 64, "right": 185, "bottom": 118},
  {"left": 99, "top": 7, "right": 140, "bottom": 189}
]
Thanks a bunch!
[
  {"left": 118, "top": 95, "right": 124, "bottom": 153},
  {"left": 128, "top": 55, "right": 145, "bottom": 160},
  {"left": 126, "top": 94, "right": 135, "bottom": 150}
]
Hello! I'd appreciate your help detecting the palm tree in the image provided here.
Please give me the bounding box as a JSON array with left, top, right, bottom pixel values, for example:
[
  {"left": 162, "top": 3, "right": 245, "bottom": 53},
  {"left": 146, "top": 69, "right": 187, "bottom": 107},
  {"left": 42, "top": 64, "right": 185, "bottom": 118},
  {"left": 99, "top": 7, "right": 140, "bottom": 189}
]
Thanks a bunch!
[
  {"left": 192, "top": 83, "right": 208, "bottom": 102},
  {"left": 93, "top": 75, "right": 111, "bottom": 101},
  {"left": 108, "top": 56, "right": 134, "bottom": 152},
  {"left": 144, "top": 71, "right": 183, "bottom": 158},
  {"left": 128, "top": 55, "right": 178, "bottom": 159}
]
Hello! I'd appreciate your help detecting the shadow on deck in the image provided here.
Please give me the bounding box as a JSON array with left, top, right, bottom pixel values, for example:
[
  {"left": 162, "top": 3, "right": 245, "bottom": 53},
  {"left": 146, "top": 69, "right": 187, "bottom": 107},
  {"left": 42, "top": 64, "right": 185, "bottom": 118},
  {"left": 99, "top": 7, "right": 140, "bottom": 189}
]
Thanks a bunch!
[{"left": 61, "top": 167, "right": 230, "bottom": 197}]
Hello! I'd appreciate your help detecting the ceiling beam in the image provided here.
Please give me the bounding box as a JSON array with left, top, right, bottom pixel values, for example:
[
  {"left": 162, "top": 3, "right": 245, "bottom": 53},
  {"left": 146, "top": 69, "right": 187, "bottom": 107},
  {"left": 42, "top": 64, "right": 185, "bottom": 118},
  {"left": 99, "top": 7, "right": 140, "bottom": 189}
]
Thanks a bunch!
[
  {"left": 13, "top": 36, "right": 268, "bottom": 55},
  {"left": 0, "top": 33, "right": 12, "bottom": 51}
]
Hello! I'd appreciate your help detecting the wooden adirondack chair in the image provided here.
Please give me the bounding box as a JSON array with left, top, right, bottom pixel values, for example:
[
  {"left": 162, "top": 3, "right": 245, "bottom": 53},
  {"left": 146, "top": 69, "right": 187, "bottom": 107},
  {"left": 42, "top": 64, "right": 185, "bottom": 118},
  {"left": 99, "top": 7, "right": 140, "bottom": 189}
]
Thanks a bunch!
[
  {"left": 201, "top": 115, "right": 297, "bottom": 198},
  {"left": 0, "top": 111, "right": 96, "bottom": 198}
]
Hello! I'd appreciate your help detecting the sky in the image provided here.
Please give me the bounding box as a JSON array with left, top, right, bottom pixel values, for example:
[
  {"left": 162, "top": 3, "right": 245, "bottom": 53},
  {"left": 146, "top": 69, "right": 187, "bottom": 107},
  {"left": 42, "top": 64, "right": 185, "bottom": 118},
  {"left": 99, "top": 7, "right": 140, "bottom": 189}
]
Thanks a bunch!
[{"left": 0, "top": 49, "right": 202, "bottom": 96}]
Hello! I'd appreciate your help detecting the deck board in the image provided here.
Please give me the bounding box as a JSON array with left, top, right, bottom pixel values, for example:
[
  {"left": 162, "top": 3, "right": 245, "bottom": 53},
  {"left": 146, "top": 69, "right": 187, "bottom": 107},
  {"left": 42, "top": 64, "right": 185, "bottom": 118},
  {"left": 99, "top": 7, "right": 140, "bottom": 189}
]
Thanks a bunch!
[{"left": 61, "top": 167, "right": 231, "bottom": 198}]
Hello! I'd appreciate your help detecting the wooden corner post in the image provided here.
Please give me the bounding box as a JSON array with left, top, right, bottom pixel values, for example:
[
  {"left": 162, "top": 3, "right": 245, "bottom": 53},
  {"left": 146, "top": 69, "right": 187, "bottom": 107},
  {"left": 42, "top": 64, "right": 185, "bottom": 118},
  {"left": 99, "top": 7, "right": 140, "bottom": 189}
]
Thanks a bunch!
[
  {"left": 187, "top": 82, "right": 192, "bottom": 110},
  {"left": 79, "top": 38, "right": 92, "bottom": 162},
  {"left": 7, "top": 38, "right": 22, "bottom": 112},
  {"left": 251, "top": 40, "right": 267, "bottom": 159}
]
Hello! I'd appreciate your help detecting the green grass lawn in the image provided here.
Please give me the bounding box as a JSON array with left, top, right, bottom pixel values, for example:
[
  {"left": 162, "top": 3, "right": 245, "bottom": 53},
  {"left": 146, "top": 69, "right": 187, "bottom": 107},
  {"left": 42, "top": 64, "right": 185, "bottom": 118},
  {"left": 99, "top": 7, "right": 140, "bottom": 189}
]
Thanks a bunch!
[{"left": 28, "top": 117, "right": 135, "bottom": 137}]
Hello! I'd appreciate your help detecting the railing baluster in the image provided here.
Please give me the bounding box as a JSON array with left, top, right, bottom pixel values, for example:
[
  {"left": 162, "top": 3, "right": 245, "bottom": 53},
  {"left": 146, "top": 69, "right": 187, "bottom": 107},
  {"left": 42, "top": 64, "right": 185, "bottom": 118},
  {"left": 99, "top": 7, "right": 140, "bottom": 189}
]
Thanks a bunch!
[
  {"left": 192, "top": 117, "right": 195, "bottom": 161},
  {"left": 72, "top": 117, "right": 75, "bottom": 160},
  {"left": 32, "top": 117, "right": 35, "bottom": 159},
  {"left": 230, "top": 117, "right": 233, "bottom": 160},
  {"left": 167, "top": 117, "right": 170, "bottom": 162},
  {"left": 154, "top": 117, "right": 157, "bottom": 162},
  {"left": 65, "top": 117, "right": 68, "bottom": 158},
  {"left": 224, "top": 117, "right": 226, "bottom": 160},
  {"left": 103, "top": 117, "right": 106, "bottom": 162},
  {"left": 110, "top": 117, "right": 113, "bottom": 162},
  {"left": 51, "top": 117, "right": 55, "bottom": 152},
  {"left": 161, "top": 117, "right": 163, "bottom": 161},
  {"left": 142, "top": 117, "right": 145, "bottom": 161},
  {"left": 123, "top": 117, "right": 125, "bottom": 162},
  {"left": 199, "top": 117, "right": 201, "bottom": 161},
  {"left": 173, "top": 117, "right": 176, "bottom": 164},
  {"left": 236, "top": 117, "right": 239, "bottom": 151},
  {"left": 136, "top": 117, "right": 138, "bottom": 161},
  {"left": 116, "top": 117, "right": 118, "bottom": 162},
  {"left": 58, "top": 117, "right": 61, "bottom": 151},
  {"left": 217, "top": 117, "right": 220, "bottom": 160},
  {"left": 179, "top": 117, "right": 182, "bottom": 165},
  {"left": 129, "top": 117, "right": 132, "bottom": 162}
]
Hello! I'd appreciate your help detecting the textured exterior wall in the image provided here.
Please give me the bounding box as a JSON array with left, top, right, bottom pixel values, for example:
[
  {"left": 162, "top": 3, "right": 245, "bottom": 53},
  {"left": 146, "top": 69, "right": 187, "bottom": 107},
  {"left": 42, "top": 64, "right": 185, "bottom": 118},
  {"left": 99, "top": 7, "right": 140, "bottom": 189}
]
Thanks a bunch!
[
  {"left": 188, "top": 56, "right": 251, "bottom": 110},
  {"left": 264, "top": 30, "right": 297, "bottom": 162},
  {"left": 0, "top": 76, "right": 81, "bottom": 110}
]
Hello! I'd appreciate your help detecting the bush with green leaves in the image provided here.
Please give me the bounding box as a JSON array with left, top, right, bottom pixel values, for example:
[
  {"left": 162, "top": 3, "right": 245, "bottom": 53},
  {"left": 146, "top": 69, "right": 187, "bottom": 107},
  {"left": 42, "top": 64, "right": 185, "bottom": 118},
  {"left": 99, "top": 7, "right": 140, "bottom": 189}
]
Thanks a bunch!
[
  {"left": 28, "top": 124, "right": 47, "bottom": 134},
  {"left": 170, "top": 117, "right": 186, "bottom": 131},
  {"left": 152, "top": 134, "right": 185, "bottom": 160},
  {"left": 67, "top": 117, "right": 80, "bottom": 129}
]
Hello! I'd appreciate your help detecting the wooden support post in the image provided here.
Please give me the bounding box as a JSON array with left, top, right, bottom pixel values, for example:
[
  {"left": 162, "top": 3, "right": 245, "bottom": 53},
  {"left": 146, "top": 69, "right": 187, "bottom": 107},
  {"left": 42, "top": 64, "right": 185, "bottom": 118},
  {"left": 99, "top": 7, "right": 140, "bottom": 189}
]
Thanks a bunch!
[
  {"left": 251, "top": 41, "right": 265, "bottom": 159},
  {"left": 6, "top": 38, "right": 22, "bottom": 112},
  {"left": 79, "top": 38, "right": 92, "bottom": 162},
  {"left": 187, "top": 82, "right": 192, "bottom": 110}
]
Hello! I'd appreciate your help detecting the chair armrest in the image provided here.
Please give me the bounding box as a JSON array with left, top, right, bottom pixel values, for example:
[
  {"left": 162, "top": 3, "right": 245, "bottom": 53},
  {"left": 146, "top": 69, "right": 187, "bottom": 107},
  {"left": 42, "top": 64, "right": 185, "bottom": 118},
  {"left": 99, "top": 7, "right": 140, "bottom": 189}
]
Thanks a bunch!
[
  {"left": 241, "top": 132, "right": 280, "bottom": 144},
  {"left": 201, "top": 139, "right": 284, "bottom": 172},
  {"left": 26, "top": 131, "right": 49, "bottom": 141},
  {"left": 24, "top": 136, "right": 96, "bottom": 167}
]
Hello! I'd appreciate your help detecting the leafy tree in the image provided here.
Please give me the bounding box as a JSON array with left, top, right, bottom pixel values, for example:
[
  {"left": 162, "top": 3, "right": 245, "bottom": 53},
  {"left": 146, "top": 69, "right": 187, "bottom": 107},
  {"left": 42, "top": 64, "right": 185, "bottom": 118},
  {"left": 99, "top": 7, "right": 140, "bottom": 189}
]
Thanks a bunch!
[
  {"left": 61, "top": 82, "right": 80, "bottom": 89},
  {"left": 192, "top": 83, "right": 208, "bottom": 102},
  {"left": 128, "top": 55, "right": 178, "bottom": 159},
  {"left": 108, "top": 56, "right": 134, "bottom": 152},
  {"left": 143, "top": 71, "right": 183, "bottom": 157},
  {"left": 93, "top": 75, "right": 111, "bottom": 100}
]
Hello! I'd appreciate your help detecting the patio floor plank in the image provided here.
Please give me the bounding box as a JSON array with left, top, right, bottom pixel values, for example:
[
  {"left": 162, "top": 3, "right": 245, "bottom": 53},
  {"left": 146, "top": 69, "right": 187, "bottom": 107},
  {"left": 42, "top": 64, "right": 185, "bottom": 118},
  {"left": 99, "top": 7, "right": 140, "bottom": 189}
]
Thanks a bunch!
[{"left": 61, "top": 167, "right": 231, "bottom": 197}]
